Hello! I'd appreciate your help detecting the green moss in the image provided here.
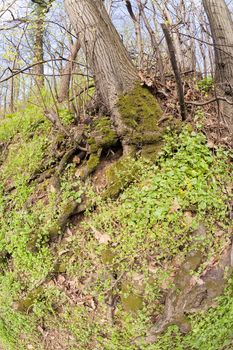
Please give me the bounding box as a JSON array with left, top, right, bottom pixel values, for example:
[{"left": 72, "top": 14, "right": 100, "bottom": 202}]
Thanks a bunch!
[
  {"left": 103, "top": 156, "right": 145, "bottom": 198},
  {"left": 101, "top": 247, "right": 115, "bottom": 265},
  {"left": 121, "top": 283, "right": 143, "bottom": 313},
  {"left": 16, "top": 287, "right": 44, "bottom": 313},
  {"left": 87, "top": 154, "right": 100, "bottom": 171},
  {"left": 140, "top": 142, "right": 164, "bottom": 160},
  {"left": 117, "top": 84, "right": 163, "bottom": 143},
  {"left": 77, "top": 154, "right": 100, "bottom": 179},
  {"left": 54, "top": 261, "right": 67, "bottom": 273},
  {"left": 121, "top": 292, "right": 143, "bottom": 313},
  {"left": 87, "top": 116, "right": 118, "bottom": 153},
  {"left": 47, "top": 222, "right": 61, "bottom": 240}
]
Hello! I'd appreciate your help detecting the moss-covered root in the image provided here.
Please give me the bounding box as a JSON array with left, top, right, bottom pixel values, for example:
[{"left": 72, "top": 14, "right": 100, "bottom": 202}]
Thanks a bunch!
[
  {"left": 103, "top": 156, "right": 143, "bottom": 198},
  {"left": 75, "top": 153, "right": 100, "bottom": 180},
  {"left": 86, "top": 116, "right": 118, "bottom": 154}
]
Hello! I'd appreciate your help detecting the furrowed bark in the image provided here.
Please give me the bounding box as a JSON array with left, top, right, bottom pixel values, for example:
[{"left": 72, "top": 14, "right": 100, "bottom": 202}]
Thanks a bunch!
[
  {"left": 64, "top": 0, "right": 138, "bottom": 112},
  {"left": 203, "top": 0, "right": 233, "bottom": 133}
]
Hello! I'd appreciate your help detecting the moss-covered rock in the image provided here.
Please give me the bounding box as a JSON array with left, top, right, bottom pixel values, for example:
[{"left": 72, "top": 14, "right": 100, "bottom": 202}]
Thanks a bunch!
[{"left": 15, "top": 286, "right": 44, "bottom": 313}]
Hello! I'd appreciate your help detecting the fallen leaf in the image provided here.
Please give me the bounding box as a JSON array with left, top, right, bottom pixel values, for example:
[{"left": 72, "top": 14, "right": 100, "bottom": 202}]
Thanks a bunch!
[
  {"left": 89, "top": 224, "right": 111, "bottom": 244},
  {"left": 170, "top": 198, "right": 181, "bottom": 213},
  {"left": 183, "top": 211, "right": 193, "bottom": 225},
  {"left": 50, "top": 184, "right": 57, "bottom": 193}
]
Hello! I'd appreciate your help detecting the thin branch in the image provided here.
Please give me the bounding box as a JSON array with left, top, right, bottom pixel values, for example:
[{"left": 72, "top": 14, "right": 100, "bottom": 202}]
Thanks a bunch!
[
  {"left": 185, "top": 96, "right": 233, "bottom": 106},
  {"left": 0, "top": 58, "right": 88, "bottom": 83}
]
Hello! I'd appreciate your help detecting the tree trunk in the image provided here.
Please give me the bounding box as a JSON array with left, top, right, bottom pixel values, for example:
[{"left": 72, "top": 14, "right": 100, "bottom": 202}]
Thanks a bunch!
[
  {"left": 203, "top": 0, "right": 233, "bottom": 133},
  {"left": 124, "top": 0, "right": 144, "bottom": 71},
  {"left": 32, "top": 4, "right": 46, "bottom": 89},
  {"left": 161, "top": 5, "right": 184, "bottom": 72},
  {"left": 162, "top": 23, "right": 186, "bottom": 121},
  {"left": 137, "top": 0, "right": 165, "bottom": 83},
  {"left": 64, "top": 0, "right": 138, "bottom": 112},
  {"left": 58, "top": 39, "right": 81, "bottom": 102},
  {"left": 64, "top": 0, "right": 165, "bottom": 155}
]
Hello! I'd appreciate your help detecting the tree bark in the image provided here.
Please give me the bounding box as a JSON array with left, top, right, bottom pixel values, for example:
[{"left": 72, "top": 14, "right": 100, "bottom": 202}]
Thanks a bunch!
[
  {"left": 64, "top": 0, "right": 138, "bottom": 113},
  {"left": 203, "top": 0, "right": 233, "bottom": 132},
  {"left": 33, "top": 4, "right": 46, "bottom": 89},
  {"left": 162, "top": 23, "right": 186, "bottom": 121},
  {"left": 137, "top": 0, "right": 165, "bottom": 83},
  {"left": 161, "top": 5, "right": 184, "bottom": 72},
  {"left": 58, "top": 39, "right": 81, "bottom": 102}
]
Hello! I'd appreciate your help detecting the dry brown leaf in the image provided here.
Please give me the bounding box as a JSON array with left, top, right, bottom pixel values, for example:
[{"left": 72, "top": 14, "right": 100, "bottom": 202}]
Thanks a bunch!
[
  {"left": 50, "top": 184, "right": 57, "bottom": 193},
  {"left": 170, "top": 198, "right": 181, "bottom": 213},
  {"left": 57, "top": 275, "right": 66, "bottom": 284},
  {"left": 190, "top": 276, "right": 204, "bottom": 287},
  {"left": 183, "top": 211, "right": 193, "bottom": 225},
  {"left": 89, "top": 224, "right": 111, "bottom": 244},
  {"left": 73, "top": 155, "right": 81, "bottom": 164}
]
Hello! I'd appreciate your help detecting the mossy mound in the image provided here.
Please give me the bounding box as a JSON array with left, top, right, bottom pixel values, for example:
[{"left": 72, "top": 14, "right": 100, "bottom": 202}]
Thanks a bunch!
[
  {"left": 117, "top": 84, "right": 164, "bottom": 144},
  {"left": 117, "top": 84, "right": 162, "bottom": 132}
]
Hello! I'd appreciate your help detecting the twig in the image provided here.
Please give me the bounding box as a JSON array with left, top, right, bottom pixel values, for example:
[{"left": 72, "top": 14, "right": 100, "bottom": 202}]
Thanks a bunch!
[{"left": 185, "top": 96, "right": 233, "bottom": 106}]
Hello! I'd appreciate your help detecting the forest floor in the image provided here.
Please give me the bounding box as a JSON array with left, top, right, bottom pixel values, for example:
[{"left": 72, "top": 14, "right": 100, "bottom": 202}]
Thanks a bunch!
[{"left": 0, "top": 82, "right": 232, "bottom": 350}]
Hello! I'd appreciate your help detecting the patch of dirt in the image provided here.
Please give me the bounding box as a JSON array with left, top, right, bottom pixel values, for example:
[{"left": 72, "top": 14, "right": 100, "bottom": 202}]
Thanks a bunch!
[{"left": 42, "top": 328, "right": 77, "bottom": 350}]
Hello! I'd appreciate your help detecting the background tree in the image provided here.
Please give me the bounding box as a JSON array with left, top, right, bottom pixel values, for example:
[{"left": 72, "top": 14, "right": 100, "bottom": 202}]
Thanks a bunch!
[
  {"left": 203, "top": 0, "right": 233, "bottom": 133},
  {"left": 31, "top": 0, "right": 53, "bottom": 88}
]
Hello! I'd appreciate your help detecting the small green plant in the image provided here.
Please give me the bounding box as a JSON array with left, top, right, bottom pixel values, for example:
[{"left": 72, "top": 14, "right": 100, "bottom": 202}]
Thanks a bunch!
[
  {"left": 59, "top": 108, "right": 75, "bottom": 125},
  {"left": 0, "top": 104, "right": 49, "bottom": 142},
  {"left": 197, "top": 76, "right": 214, "bottom": 93}
]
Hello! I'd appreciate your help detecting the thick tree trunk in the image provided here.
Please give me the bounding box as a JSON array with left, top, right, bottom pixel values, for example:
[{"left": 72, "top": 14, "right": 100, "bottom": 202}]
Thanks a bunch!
[
  {"left": 64, "top": 0, "right": 138, "bottom": 112},
  {"left": 64, "top": 0, "right": 165, "bottom": 156},
  {"left": 203, "top": 0, "right": 233, "bottom": 133}
]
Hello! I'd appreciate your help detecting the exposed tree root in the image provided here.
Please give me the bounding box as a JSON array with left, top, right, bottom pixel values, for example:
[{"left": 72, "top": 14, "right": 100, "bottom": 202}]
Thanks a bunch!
[{"left": 135, "top": 240, "right": 233, "bottom": 345}]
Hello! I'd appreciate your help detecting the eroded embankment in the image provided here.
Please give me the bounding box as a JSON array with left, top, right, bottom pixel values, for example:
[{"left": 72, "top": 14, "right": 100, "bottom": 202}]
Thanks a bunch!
[{"left": 0, "top": 107, "right": 232, "bottom": 350}]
